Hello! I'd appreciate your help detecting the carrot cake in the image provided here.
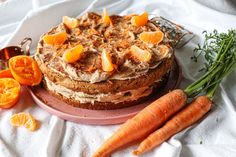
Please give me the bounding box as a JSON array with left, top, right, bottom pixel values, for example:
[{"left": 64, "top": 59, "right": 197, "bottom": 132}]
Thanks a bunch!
[{"left": 34, "top": 11, "right": 184, "bottom": 110}]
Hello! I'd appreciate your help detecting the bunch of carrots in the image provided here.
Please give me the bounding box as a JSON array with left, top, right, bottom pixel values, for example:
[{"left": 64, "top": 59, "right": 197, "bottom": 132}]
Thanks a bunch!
[{"left": 93, "top": 29, "right": 236, "bottom": 157}]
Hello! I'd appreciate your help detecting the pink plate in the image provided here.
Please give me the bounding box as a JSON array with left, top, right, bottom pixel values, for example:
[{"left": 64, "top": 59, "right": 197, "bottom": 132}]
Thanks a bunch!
[{"left": 28, "top": 58, "right": 182, "bottom": 125}]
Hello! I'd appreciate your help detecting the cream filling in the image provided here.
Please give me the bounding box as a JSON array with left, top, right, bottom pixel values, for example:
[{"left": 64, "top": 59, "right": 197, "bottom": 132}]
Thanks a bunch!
[{"left": 44, "top": 77, "right": 153, "bottom": 104}]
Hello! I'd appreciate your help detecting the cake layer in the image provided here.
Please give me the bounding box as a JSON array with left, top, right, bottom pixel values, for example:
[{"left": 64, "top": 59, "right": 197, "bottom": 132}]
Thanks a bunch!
[
  {"left": 43, "top": 76, "right": 168, "bottom": 110},
  {"left": 44, "top": 77, "right": 153, "bottom": 104}
]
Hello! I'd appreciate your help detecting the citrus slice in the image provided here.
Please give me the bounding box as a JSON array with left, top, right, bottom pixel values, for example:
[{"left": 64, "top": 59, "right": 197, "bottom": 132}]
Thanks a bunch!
[
  {"left": 101, "top": 50, "right": 115, "bottom": 72},
  {"left": 62, "top": 16, "right": 79, "bottom": 29},
  {"left": 139, "top": 31, "right": 164, "bottom": 44},
  {"left": 42, "top": 32, "right": 67, "bottom": 45},
  {"left": 10, "top": 112, "right": 38, "bottom": 131},
  {"left": 102, "top": 8, "right": 112, "bottom": 25},
  {"left": 0, "top": 78, "right": 20, "bottom": 108},
  {"left": 131, "top": 12, "right": 148, "bottom": 27},
  {"left": 0, "top": 69, "right": 13, "bottom": 78},
  {"left": 130, "top": 45, "right": 151, "bottom": 62},
  {"left": 9, "top": 55, "right": 42, "bottom": 86},
  {"left": 63, "top": 44, "right": 84, "bottom": 63}
]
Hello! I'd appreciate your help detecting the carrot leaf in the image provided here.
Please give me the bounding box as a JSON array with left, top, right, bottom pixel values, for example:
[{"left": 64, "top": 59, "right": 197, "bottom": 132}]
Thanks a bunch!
[{"left": 185, "top": 29, "right": 236, "bottom": 99}]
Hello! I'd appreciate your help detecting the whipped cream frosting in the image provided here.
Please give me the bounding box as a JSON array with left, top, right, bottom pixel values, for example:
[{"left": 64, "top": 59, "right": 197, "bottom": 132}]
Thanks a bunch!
[
  {"left": 35, "top": 46, "right": 170, "bottom": 83},
  {"left": 35, "top": 12, "right": 173, "bottom": 83},
  {"left": 44, "top": 77, "right": 154, "bottom": 104}
]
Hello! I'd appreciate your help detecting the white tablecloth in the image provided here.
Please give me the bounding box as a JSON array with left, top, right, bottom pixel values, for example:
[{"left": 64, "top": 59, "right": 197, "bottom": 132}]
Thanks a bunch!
[{"left": 0, "top": 0, "right": 236, "bottom": 157}]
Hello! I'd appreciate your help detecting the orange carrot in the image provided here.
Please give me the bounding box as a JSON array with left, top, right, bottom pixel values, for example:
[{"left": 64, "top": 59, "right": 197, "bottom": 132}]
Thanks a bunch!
[
  {"left": 92, "top": 89, "right": 187, "bottom": 157},
  {"left": 133, "top": 96, "right": 212, "bottom": 156}
]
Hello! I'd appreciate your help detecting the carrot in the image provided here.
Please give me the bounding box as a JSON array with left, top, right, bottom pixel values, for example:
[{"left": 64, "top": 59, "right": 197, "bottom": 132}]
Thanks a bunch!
[
  {"left": 93, "top": 29, "right": 235, "bottom": 156},
  {"left": 92, "top": 89, "right": 187, "bottom": 157},
  {"left": 132, "top": 30, "right": 236, "bottom": 155},
  {"left": 133, "top": 96, "right": 212, "bottom": 156}
]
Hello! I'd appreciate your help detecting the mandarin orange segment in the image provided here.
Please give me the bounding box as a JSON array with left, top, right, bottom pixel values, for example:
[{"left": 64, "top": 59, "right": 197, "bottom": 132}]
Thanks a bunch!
[
  {"left": 24, "top": 115, "right": 37, "bottom": 131},
  {"left": 101, "top": 50, "right": 115, "bottom": 72},
  {"left": 62, "top": 16, "right": 79, "bottom": 29},
  {"left": 10, "top": 112, "right": 38, "bottom": 131},
  {"left": 0, "top": 78, "right": 20, "bottom": 108},
  {"left": 139, "top": 31, "right": 164, "bottom": 44},
  {"left": 0, "top": 69, "right": 13, "bottom": 78},
  {"left": 131, "top": 12, "right": 148, "bottom": 27},
  {"left": 102, "top": 8, "right": 112, "bottom": 25},
  {"left": 157, "top": 45, "right": 171, "bottom": 60},
  {"left": 42, "top": 32, "right": 67, "bottom": 45},
  {"left": 130, "top": 45, "right": 151, "bottom": 62},
  {"left": 9, "top": 55, "right": 42, "bottom": 86},
  {"left": 63, "top": 44, "right": 84, "bottom": 63},
  {"left": 10, "top": 113, "right": 27, "bottom": 127}
]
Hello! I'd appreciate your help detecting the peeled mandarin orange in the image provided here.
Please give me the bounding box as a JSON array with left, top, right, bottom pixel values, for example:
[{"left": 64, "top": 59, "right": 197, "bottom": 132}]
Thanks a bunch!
[
  {"left": 139, "top": 31, "right": 164, "bottom": 44},
  {"left": 63, "top": 44, "right": 84, "bottom": 63},
  {"left": 131, "top": 12, "right": 148, "bottom": 27},
  {"left": 9, "top": 55, "right": 42, "bottom": 86},
  {"left": 102, "top": 8, "right": 112, "bottom": 25},
  {"left": 10, "top": 112, "right": 38, "bottom": 131},
  {"left": 0, "top": 69, "right": 13, "bottom": 78},
  {"left": 101, "top": 50, "right": 115, "bottom": 72},
  {"left": 130, "top": 45, "right": 151, "bottom": 62},
  {"left": 62, "top": 16, "right": 79, "bottom": 29},
  {"left": 0, "top": 78, "right": 20, "bottom": 109},
  {"left": 42, "top": 32, "right": 67, "bottom": 45}
]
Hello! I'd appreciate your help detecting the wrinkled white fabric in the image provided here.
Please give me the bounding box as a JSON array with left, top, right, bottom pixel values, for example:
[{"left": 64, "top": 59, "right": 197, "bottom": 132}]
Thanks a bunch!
[{"left": 0, "top": 0, "right": 236, "bottom": 157}]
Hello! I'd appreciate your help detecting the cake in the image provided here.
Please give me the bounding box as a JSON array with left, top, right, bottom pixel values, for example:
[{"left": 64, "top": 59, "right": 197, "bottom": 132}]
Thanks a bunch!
[{"left": 34, "top": 11, "right": 184, "bottom": 110}]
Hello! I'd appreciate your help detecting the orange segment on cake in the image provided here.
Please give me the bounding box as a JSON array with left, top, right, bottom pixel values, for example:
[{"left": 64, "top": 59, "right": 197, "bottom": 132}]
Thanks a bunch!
[{"left": 34, "top": 11, "right": 176, "bottom": 110}]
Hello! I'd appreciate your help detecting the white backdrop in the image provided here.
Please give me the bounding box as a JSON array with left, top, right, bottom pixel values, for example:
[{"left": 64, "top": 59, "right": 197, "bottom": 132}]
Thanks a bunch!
[{"left": 0, "top": 0, "right": 236, "bottom": 157}]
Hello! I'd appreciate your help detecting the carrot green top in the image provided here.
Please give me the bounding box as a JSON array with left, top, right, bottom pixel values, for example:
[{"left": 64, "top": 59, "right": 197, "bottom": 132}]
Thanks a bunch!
[{"left": 184, "top": 29, "right": 236, "bottom": 99}]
